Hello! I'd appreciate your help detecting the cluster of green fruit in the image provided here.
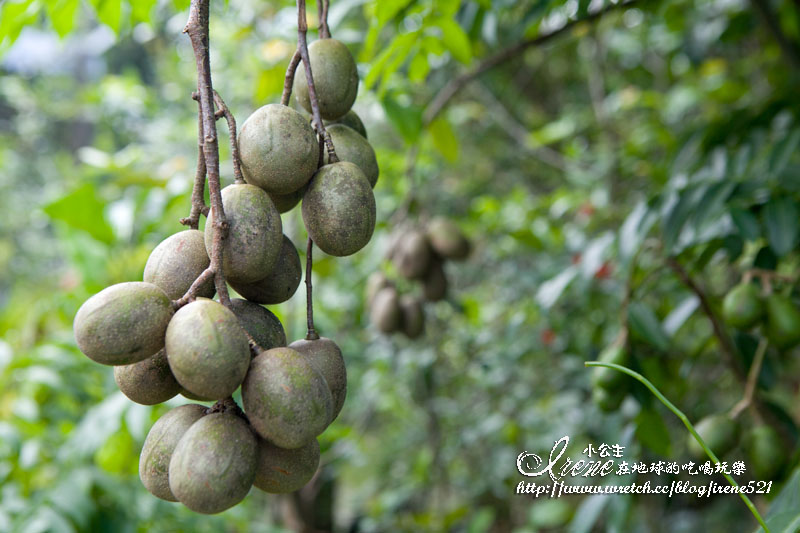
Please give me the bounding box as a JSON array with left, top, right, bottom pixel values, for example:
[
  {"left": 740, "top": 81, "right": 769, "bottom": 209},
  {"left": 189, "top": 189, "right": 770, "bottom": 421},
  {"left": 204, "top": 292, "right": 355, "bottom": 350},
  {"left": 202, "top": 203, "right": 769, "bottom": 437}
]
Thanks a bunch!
[
  {"left": 722, "top": 282, "right": 800, "bottom": 349},
  {"left": 72, "top": 37, "right": 370, "bottom": 514},
  {"left": 366, "top": 218, "right": 470, "bottom": 338}
]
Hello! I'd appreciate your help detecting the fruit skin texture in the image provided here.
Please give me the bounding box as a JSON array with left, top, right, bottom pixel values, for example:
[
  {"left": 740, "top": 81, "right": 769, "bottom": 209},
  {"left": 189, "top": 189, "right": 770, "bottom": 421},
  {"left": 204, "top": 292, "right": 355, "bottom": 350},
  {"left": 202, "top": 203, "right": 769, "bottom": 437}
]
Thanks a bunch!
[
  {"left": 765, "top": 294, "right": 800, "bottom": 349},
  {"left": 688, "top": 415, "right": 740, "bottom": 460},
  {"left": 114, "top": 349, "right": 180, "bottom": 405},
  {"left": 270, "top": 186, "right": 306, "bottom": 214},
  {"left": 242, "top": 347, "right": 333, "bottom": 449},
  {"left": 228, "top": 298, "right": 287, "bottom": 352},
  {"left": 590, "top": 345, "right": 629, "bottom": 391},
  {"left": 294, "top": 38, "right": 358, "bottom": 120},
  {"left": 230, "top": 235, "right": 302, "bottom": 305},
  {"left": 722, "top": 283, "right": 763, "bottom": 329},
  {"left": 394, "top": 230, "right": 432, "bottom": 280},
  {"left": 324, "top": 124, "right": 379, "bottom": 188},
  {"left": 238, "top": 104, "right": 318, "bottom": 194},
  {"left": 169, "top": 412, "right": 257, "bottom": 514},
  {"left": 254, "top": 437, "right": 320, "bottom": 493},
  {"left": 371, "top": 286, "right": 401, "bottom": 334},
  {"left": 290, "top": 337, "right": 347, "bottom": 422},
  {"left": 139, "top": 404, "right": 206, "bottom": 502},
  {"left": 74, "top": 282, "right": 173, "bottom": 366},
  {"left": 302, "top": 161, "right": 376, "bottom": 257},
  {"left": 745, "top": 425, "right": 785, "bottom": 479},
  {"left": 144, "top": 229, "right": 214, "bottom": 300},
  {"left": 400, "top": 295, "right": 425, "bottom": 339},
  {"left": 205, "top": 183, "right": 282, "bottom": 284},
  {"left": 180, "top": 388, "right": 216, "bottom": 402},
  {"left": 165, "top": 299, "right": 251, "bottom": 400},
  {"left": 423, "top": 260, "right": 448, "bottom": 302},
  {"left": 426, "top": 217, "right": 470, "bottom": 260},
  {"left": 325, "top": 110, "right": 367, "bottom": 138}
]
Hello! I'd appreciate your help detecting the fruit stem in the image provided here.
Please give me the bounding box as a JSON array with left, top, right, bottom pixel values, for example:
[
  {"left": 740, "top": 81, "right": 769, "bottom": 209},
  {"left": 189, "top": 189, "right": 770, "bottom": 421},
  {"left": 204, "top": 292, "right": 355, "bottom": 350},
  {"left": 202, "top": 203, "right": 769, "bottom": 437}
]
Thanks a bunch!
[
  {"left": 180, "top": 93, "right": 209, "bottom": 229},
  {"left": 318, "top": 0, "right": 331, "bottom": 39},
  {"left": 184, "top": 0, "right": 232, "bottom": 308},
  {"left": 281, "top": 49, "right": 302, "bottom": 106},
  {"left": 584, "top": 361, "right": 770, "bottom": 532},
  {"left": 305, "top": 237, "right": 319, "bottom": 340},
  {"left": 212, "top": 89, "right": 244, "bottom": 184},
  {"left": 729, "top": 337, "right": 769, "bottom": 419}
]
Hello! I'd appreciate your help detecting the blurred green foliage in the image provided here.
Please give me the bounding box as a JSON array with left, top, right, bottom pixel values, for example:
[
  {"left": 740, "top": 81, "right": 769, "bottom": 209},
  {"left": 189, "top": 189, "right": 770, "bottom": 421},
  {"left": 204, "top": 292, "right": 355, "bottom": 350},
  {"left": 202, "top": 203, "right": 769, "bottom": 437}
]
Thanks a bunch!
[{"left": 2, "top": 0, "right": 800, "bottom": 531}]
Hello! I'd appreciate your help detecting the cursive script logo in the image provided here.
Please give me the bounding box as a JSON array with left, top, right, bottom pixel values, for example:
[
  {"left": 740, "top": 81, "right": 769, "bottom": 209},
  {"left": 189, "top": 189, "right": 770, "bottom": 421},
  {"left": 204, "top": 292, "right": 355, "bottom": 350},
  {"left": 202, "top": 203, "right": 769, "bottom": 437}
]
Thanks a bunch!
[
  {"left": 517, "top": 436, "right": 569, "bottom": 483},
  {"left": 517, "top": 436, "right": 617, "bottom": 483}
]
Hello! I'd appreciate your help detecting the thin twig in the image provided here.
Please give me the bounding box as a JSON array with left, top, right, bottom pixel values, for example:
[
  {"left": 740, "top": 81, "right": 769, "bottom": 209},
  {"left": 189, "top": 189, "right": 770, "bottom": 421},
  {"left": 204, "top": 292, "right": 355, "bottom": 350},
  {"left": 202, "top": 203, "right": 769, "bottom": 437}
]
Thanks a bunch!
[
  {"left": 281, "top": 49, "right": 302, "bottom": 106},
  {"left": 212, "top": 90, "right": 244, "bottom": 184},
  {"left": 180, "top": 92, "right": 209, "bottom": 228},
  {"left": 184, "top": 0, "right": 231, "bottom": 308},
  {"left": 320, "top": 0, "right": 330, "bottom": 38},
  {"left": 729, "top": 338, "right": 769, "bottom": 419},
  {"left": 305, "top": 238, "right": 319, "bottom": 340},
  {"left": 172, "top": 267, "right": 214, "bottom": 309},
  {"left": 422, "top": 0, "right": 638, "bottom": 126}
]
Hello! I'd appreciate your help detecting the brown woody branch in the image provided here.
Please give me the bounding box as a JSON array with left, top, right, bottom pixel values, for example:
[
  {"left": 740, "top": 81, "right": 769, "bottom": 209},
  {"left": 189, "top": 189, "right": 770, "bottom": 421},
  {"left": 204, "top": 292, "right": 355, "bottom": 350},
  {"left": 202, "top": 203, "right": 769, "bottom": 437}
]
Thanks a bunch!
[
  {"left": 180, "top": 93, "right": 209, "bottom": 229},
  {"left": 212, "top": 90, "right": 244, "bottom": 184}
]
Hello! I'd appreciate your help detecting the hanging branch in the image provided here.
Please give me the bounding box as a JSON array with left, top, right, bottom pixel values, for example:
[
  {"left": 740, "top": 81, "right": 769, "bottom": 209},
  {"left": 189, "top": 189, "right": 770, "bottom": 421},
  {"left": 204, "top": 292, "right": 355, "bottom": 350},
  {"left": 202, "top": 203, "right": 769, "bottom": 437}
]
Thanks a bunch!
[
  {"left": 180, "top": 93, "right": 209, "bottom": 229},
  {"left": 183, "top": 0, "right": 231, "bottom": 308},
  {"left": 305, "top": 238, "right": 319, "bottom": 340},
  {"left": 281, "top": 50, "right": 302, "bottom": 106},
  {"left": 318, "top": 0, "right": 331, "bottom": 39},
  {"left": 212, "top": 90, "right": 244, "bottom": 184}
]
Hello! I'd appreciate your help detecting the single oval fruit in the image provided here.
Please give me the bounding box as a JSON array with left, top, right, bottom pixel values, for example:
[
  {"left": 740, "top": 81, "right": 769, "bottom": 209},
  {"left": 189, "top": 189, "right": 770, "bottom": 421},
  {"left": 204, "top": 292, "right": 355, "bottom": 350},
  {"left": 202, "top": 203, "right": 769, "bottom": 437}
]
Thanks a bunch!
[
  {"left": 324, "top": 124, "right": 379, "bottom": 188},
  {"left": 370, "top": 287, "right": 401, "bottom": 334},
  {"left": 745, "top": 425, "right": 785, "bottom": 480},
  {"left": 400, "top": 295, "right": 425, "bottom": 339},
  {"left": 205, "top": 183, "right": 283, "bottom": 284},
  {"left": 325, "top": 110, "right": 367, "bottom": 139},
  {"left": 180, "top": 387, "right": 215, "bottom": 402},
  {"left": 590, "top": 345, "right": 629, "bottom": 391},
  {"left": 114, "top": 349, "right": 180, "bottom": 405},
  {"left": 426, "top": 218, "right": 470, "bottom": 261},
  {"left": 254, "top": 437, "right": 320, "bottom": 494},
  {"left": 228, "top": 298, "right": 287, "bottom": 352},
  {"left": 74, "top": 282, "right": 173, "bottom": 366},
  {"left": 302, "top": 162, "right": 376, "bottom": 257},
  {"left": 169, "top": 412, "right": 257, "bottom": 514},
  {"left": 290, "top": 337, "right": 347, "bottom": 422},
  {"left": 230, "top": 235, "right": 302, "bottom": 305},
  {"left": 394, "top": 230, "right": 432, "bottom": 280},
  {"left": 165, "top": 299, "right": 251, "bottom": 400},
  {"left": 765, "top": 294, "right": 800, "bottom": 350},
  {"left": 365, "top": 271, "right": 392, "bottom": 308},
  {"left": 293, "top": 38, "right": 358, "bottom": 120},
  {"left": 423, "top": 260, "right": 448, "bottom": 302},
  {"left": 722, "top": 283, "right": 763, "bottom": 330},
  {"left": 238, "top": 103, "right": 319, "bottom": 194},
  {"left": 242, "top": 347, "right": 333, "bottom": 449},
  {"left": 270, "top": 185, "right": 306, "bottom": 214},
  {"left": 139, "top": 404, "right": 206, "bottom": 502},
  {"left": 143, "top": 229, "right": 214, "bottom": 300},
  {"left": 688, "top": 415, "right": 739, "bottom": 460}
]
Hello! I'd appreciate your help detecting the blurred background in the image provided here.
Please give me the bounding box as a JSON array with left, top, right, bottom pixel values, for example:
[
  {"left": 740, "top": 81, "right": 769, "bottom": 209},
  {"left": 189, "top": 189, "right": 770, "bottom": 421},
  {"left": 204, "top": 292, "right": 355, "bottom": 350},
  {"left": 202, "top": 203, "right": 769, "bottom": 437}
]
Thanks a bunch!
[{"left": 2, "top": 0, "right": 800, "bottom": 531}]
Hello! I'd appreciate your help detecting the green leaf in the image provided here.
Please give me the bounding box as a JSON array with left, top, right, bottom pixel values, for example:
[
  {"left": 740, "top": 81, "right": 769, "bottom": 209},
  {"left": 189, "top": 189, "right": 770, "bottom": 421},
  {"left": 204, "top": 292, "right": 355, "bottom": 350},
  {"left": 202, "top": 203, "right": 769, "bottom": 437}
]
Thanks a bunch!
[
  {"left": 437, "top": 18, "right": 472, "bottom": 64},
  {"left": 428, "top": 116, "right": 459, "bottom": 162},
  {"left": 131, "top": 0, "right": 158, "bottom": 24},
  {"left": 662, "top": 184, "right": 708, "bottom": 253},
  {"left": 769, "top": 128, "right": 800, "bottom": 177},
  {"left": 42, "top": 184, "right": 114, "bottom": 244},
  {"left": 730, "top": 207, "right": 761, "bottom": 241},
  {"left": 763, "top": 197, "right": 799, "bottom": 256},
  {"left": 46, "top": 0, "right": 80, "bottom": 38},
  {"left": 408, "top": 52, "right": 430, "bottom": 82},
  {"left": 0, "top": 0, "right": 36, "bottom": 47},
  {"left": 635, "top": 407, "right": 671, "bottom": 456},
  {"left": 90, "top": 0, "right": 122, "bottom": 33},
  {"left": 376, "top": 0, "right": 412, "bottom": 25},
  {"left": 381, "top": 93, "right": 422, "bottom": 144},
  {"left": 628, "top": 302, "right": 670, "bottom": 351}
]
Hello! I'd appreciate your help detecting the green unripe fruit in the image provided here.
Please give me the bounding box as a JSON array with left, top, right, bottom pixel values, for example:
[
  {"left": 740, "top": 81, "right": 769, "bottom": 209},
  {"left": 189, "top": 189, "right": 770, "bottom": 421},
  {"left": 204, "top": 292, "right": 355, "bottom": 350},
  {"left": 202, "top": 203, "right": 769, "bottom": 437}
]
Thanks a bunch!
[
  {"left": 423, "top": 260, "right": 448, "bottom": 302},
  {"left": 325, "top": 110, "right": 367, "bottom": 138},
  {"left": 230, "top": 235, "right": 302, "bottom": 305},
  {"left": 290, "top": 337, "right": 347, "bottom": 422},
  {"left": 370, "top": 286, "right": 401, "bottom": 333},
  {"left": 242, "top": 347, "right": 333, "bottom": 449},
  {"left": 238, "top": 104, "right": 318, "bottom": 194},
  {"left": 592, "top": 387, "right": 625, "bottom": 412},
  {"left": 765, "top": 294, "right": 800, "bottom": 350},
  {"left": 688, "top": 415, "right": 739, "bottom": 460},
  {"left": 294, "top": 38, "right": 359, "bottom": 120},
  {"left": 400, "top": 295, "right": 425, "bottom": 339},
  {"left": 324, "top": 124, "right": 379, "bottom": 188},
  {"left": 166, "top": 299, "right": 251, "bottom": 400},
  {"left": 394, "top": 230, "right": 432, "bottom": 280},
  {"left": 426, "top": 217, "right": 470, "bottom": 261},
  {"left": 169, "top": 412, "right": 257, "bottom": 514},
  {"left": 143, "top": 230, "right": 214, "bottom": 300},
  {"left": 722, "top": 283, "right": 763, "bottom": 329},
  {"left": 228, "top": 298, "right": 287, "bottom": 352},
  {"left": 74, "top": 282, "right": 173, "bottom": 366},
  {"left": 139, "top": 404, "right": 206, "bottom": 502},
  {"left": 269, "top": 186, "right": 306, "bottom": 214},
  {"left": 745, "top": 425, "right": 785, "bottom": 479},
  {"left": 365, "top": 271, "right": 392, "bottom": 308},
  {"left": 590, "top": 345, "right": 629, "bottom": 391},
  {"left": 114, "top": 349, "right": 180, "bottom": 405},
  {"left": 254, "top": 437, "right": 320, "bottom": 494},
  {"left": 302, "top": 162, "right": 376, "bottom": 257},
  {"left": 205, "top": 183, "right": 282, "bottom": 284}
]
